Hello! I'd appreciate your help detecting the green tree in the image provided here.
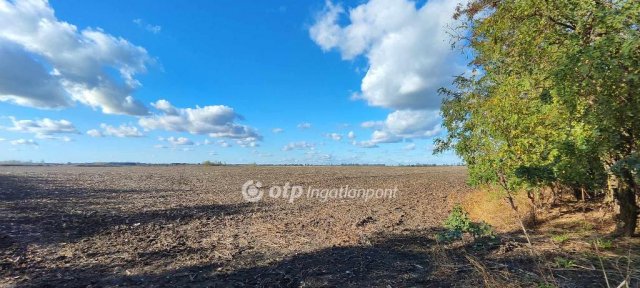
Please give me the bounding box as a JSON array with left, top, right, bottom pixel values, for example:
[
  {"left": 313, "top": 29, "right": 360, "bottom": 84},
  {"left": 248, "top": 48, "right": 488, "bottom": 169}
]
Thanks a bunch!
[{"left": 437, "top": 0, "right": 639, "bottom": 236}]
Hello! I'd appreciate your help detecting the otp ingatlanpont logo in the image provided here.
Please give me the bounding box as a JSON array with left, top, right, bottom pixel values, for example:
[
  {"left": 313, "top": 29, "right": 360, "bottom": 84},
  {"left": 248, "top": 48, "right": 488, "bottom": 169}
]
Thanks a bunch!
[{"left": 241, "top": 180, "right": 263, "bottom": 202}]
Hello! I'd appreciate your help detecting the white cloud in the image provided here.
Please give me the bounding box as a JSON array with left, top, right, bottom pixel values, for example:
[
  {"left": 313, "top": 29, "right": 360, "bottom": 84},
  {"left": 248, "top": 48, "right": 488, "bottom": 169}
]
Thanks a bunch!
[
  {"left": 309, "top": 0, "right": 463, "bottom": 110},
  {"left": 11, "top": 139, "right": 38, "bottom": 146},
  {"left": 352, "top": 140, "right": 378, "bottom": 148},
  {"left": 7, "top": 117, "right": 78, "bottom": 137},
  {"left": 35, "top": 134, "right": 73, "bottom": 142},
  {"left": 87, "top": 129, "right": 103, "bottom": 137},
  {"left": 133, "top": 18, "right": 161, "bottom": 34},
  {"left": 139, "top": 100, "right": 261, "bottom": 142},
  {"left": 272, "top": 128, "right": 284, "bottom": 133},
  {"left": 384, "top": 110, "right": 441, "bottom": 137},
  {"left": 347, "top": 131, "right": 355, "bottom": 139},
  {"left": 165, "top": 136, "right": 194, "bottom": 146},
  {"left": 236, "top": 137, "right": 259, "bottom": 148},
  {"left": 297, "top": 122, "right": 312, "bottom": 129},
  {"left": 282, "top": 141, "right": 315, "bottom": 151},
  {"left": 310, "top": 0, "right": 459, "bottom": 148},
  {"left": 0, "top": 138, "right": 5, "bottom": 141},
  {"left": 99, "top": 123, "right": 144, "bottom": 138},
  {"left": 327, "top": 133, "right": 342, "bottom": 141},
  {"left": 217, "top": 140, "right": 231, "bottom": 148},
  {"left": 370, "top": 130, "right": 402, "bottom": 144},
  {"left": 361, "top": 120, "right": 384, "bottom": 129},
  {"left": 359, "top": 110, "right": 441, "bottom": 145},
  {"left": 0, "top": 0, "right": 152, "bottom": 115}
]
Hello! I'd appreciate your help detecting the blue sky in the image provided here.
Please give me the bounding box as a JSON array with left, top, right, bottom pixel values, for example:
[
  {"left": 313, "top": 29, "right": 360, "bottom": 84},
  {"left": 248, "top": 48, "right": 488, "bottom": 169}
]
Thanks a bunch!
[{"left": 0, "top": 0, "right": 463, "bottom": 165}]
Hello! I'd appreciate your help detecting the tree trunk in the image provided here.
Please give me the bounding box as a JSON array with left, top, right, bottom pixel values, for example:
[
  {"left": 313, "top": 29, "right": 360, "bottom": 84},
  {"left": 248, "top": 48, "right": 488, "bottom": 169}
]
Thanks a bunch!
[
  {"left": 614, "top": 171, "right": 639, "bottom": 236},
  {"left": 572, "top": 187, "right": 582, "bottom": 201}
]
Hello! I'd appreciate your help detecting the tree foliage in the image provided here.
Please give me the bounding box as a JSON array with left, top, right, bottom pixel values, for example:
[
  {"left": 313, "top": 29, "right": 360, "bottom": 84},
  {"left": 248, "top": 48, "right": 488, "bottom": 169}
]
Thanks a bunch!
[{"left": 437, "top": 0, "right": 640, "bottom": 235}]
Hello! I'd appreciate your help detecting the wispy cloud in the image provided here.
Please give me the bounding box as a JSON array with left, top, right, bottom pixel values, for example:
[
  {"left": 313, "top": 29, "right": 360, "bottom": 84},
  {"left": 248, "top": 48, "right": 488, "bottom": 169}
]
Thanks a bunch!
[
  {"left": 282, "top": 141, "right": 315, "bottom": 151},
  {"left": 297, "top": 122, "right": 312, "bottom": 129},
  {"left": 11, "top": 139, "right": 38, "bottom": 146},
  {"left": 326, "top": 133, "right": 342, "bottom": 141},
  {"left": 133, "top": 18, "right": 162, "bottom": 34}
]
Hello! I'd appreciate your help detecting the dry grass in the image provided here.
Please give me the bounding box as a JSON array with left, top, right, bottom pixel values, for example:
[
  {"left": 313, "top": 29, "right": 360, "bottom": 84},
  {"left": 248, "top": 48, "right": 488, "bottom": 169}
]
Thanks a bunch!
[
  {"left": 454, "top": 186, "right": 640, "bottom": 287},
  {"left": 458, "top": 187, "right": 535, "bottom": 233}
]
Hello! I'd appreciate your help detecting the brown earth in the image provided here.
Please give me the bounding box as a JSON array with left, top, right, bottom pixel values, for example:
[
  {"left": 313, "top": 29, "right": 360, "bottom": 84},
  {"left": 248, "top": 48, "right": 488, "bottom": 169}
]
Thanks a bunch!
[{"left": 0, "top": 166, "right": 637, "bottom": 287}]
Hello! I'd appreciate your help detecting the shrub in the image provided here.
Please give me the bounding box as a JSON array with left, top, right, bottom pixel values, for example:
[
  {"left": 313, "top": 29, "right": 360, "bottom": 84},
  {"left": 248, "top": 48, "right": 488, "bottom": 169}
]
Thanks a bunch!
[
  {"left": 202, "top": 160, "right": 225, "bottom": 166},
  {"left": 593, "top": 238, "right": 614, "bottom": 250},
  {"left": 554, "top": 257, "right": 575, "bottom": 268},
  {"left": 438, "top": 205, "right": 494, "bottom": 243}
]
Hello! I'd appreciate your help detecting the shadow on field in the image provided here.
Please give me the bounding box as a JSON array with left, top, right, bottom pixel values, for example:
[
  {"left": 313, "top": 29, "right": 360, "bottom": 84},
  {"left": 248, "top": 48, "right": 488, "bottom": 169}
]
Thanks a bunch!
[
  {"left": 19, "top": 230, "right": 620, "bottom": 288},
  {"left": 0, "top": 174, "right": 253, "bottom": 245},
  {"left": 17, "top": 231, "right": 455, "bottom": 287}
]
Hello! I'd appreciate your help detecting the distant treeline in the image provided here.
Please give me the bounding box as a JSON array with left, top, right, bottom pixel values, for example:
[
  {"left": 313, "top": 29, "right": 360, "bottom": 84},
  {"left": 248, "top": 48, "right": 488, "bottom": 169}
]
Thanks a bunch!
[{"left": 0, "top": 160, "right": 464, "bottom": 168}]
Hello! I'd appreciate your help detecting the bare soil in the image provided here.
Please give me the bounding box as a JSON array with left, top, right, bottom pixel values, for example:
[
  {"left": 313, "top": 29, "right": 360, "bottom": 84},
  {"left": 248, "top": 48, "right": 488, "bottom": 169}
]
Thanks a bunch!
[{"left": 0, "top": 166, "right": 637, "bottom": 287}]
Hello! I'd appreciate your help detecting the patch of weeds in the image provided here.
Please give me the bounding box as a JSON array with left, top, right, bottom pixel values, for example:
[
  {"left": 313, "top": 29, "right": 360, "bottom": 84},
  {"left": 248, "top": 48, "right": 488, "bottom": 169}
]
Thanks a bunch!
[
  {"left": 593, "top": 238, "right": 613, "bottom": 250},
  {"left": 551, "top": 234, "right": 569, "bottom": 244},
  {"left": 554, "top": 257, "right": 575, "bottom": 268},
  {"left": 437, "top": 205, "right": 495, "bottom": 243},
  {"left": 537, "top": 283, "right": 556, "bottom": 288},
  {"left": 578, "top": 221, "right": 594, "bottom": 232}
]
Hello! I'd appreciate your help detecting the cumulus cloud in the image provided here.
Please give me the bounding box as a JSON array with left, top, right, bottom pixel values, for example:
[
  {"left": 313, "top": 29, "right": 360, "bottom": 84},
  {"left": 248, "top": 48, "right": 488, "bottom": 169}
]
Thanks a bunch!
[
  {"left": 370, "top": 130, "right": 402, "bottom": 144},
  {"left": 139, "top": 100, "right": 262, "bottom": 142},
  {"left": 272, "top": 128, "right": 284, "bottom": 133},
  {"left": 98, "top": 123, "right": 144, "bottom": 138},
  {"left": 297, "top": 122, "right": 312, "bottom": 129},
  {"left": 309, "top": 0, "right": 463, "bottom": 110},
  {"left": 0, "top": 41, "right": 70, "bottom": 108},
  {"left": 310, "top": 0, "right": 460, "bottom": 147},
  {"left": 11, "top": 139, "right": 38, "bottom": 146},
  {"left": 0, "top": 0, "right": 152, "bottom": 115},
  {"left": 347, "top": 131, "right": 355, "bottom": 139},
  {"left": 282, "top": 141, "right": 315, "bottom": 151},
  {"left": 384, "top": 110, "right": 441, "bottom": 138},
  {"left": 358, "top": 110, "right": 441, "bottom": 145},
  {"left": 7, "top": 117, "right": 79, "bottom": 137}
]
